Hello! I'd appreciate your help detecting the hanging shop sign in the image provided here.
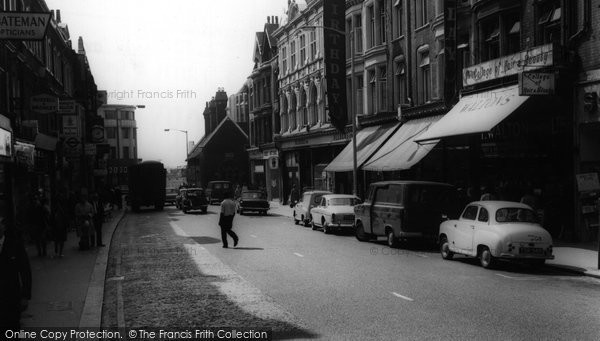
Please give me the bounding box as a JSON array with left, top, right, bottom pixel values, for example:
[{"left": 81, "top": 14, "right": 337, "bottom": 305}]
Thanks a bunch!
[
  {"left": 58, "top": 99, "right": 77, "bottom": 114},
  {"left": 90, "top": 125, "right": 105, "bottom": 143},
  {"left": 14, "top": 141, "right": 34, "bottom": 169},
  {"left": 519, "top": 72, "right": 555, "bottom": 95},
  {"left": 31, "top": 93, "right": 58, "bottom": 114},
  {"left": 0, "top": 127, "right": 12, "bottom": 157},
  {"left": 322, "top": 0, "right": 347, "bottom": 132},
  {"left": 463, "top": 44, "right": 553, "bottom": 86},
  {"left": 0, "top": 12, "right": 51, "bottom": 40}
]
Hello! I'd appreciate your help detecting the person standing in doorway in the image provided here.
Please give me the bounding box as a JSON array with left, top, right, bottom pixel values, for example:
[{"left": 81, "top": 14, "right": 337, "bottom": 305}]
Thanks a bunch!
[
  {"left": 218, "top": 193, "right": 239, "bottom": 248},
  {"left": 0, "top": 217, "right": 32, "bottom": 332}
]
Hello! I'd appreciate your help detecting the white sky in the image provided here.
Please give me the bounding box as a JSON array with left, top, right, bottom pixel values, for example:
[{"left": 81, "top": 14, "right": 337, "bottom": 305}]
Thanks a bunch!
[{"left": 45, "top": 0, "right": 288, "bottom": 168}]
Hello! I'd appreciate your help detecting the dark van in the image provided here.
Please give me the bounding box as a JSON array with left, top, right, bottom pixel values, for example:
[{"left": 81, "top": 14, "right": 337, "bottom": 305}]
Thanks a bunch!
[
  {"left": 354, "top": 181, "right": 459, "bottom": 247},
  {"left": 206, "top": 181, "right": 234, "bottom": 204}
]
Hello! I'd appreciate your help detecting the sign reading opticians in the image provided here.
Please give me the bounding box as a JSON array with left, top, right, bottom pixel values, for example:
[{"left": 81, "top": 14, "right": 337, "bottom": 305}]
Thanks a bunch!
[
  {"left": 463, "top": 44, "right": 553, "bottom": 87},
  {"left": 0, "top": 12, "right": 52, "bottom": 40},
  {"left": 518, "top": 72, "right": 555, "bottom": 96}
]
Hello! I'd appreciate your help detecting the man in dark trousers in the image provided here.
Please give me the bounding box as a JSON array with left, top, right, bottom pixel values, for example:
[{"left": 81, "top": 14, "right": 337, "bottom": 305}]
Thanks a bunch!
[
  {"left": 0, "top": 217, "right": 32, "bottom": 332},
  {"left": 218, "top": 193, "right": 239, "bottom": 248},
  {"left": 91, "top": 193, "right": 105, "bottom": 247}
]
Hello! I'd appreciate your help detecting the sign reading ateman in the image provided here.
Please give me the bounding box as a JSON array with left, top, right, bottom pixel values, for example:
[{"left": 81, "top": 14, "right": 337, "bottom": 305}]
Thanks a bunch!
[{"left": 0, "top": 12, "right": 51, "bottom": 40}]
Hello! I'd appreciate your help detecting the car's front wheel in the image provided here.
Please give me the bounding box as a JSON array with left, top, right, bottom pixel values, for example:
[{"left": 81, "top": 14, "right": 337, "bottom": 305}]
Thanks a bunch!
[
  {"left": 440, "top": 237, "right": 454, "bottom": 260},
  {"left": 386, "top": 230, "right": 400, "bottom": 248},
  {"left": 311, "top": 216, "right": 318, "bottom": 230},
  {"left": 480, "top": 247, "right": 496, "bottom": 269}
]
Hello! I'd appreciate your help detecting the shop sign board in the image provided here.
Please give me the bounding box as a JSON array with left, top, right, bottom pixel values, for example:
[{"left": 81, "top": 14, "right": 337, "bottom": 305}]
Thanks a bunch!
[
  {"left": 0, "top": 128, "right": 12, "bottom": 157},
  {"left": 62, "top": 115, "right": 79, "bottom": 137},
  {"left": 519, "top": 72, "right": 555, "bottom": 95},
  {"left": 14, "top": 141, "right": 34, "bottom": 169},
  {"left": 84, "top": 143, "right": 96, "bottom": 156},
  {"left": 322, "top": 0, "right": 347, "bottom": 132},
  {"left": 31, "top": 93, "right": 58, "bottom": 114},
  {"left": 463, "top": 44, "right": 553, "bottom": 86},
  {"left": 576, "top": 173, "right": 600, "bottom": 193},
  {"left": 0, "top": 12, "right": 51, "bottom": 40},
  {"left": 58, "top": 99, "right": 77, "bottom": 114}
]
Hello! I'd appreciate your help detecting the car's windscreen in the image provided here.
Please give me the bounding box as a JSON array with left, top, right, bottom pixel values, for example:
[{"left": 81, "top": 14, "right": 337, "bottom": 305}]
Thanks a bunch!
[
  {"left": 187, "top": 190, "right": 204, "bottom": 196},
  {"left": 495, "top": 208, "right": 537, "bottom": 223},
  {"left": 213, "top": 184, "right": 222, "bottom": 189},
  {"left": 242, "top": 192, "right": 265, "bottom": 199},
  {"left": 330, "top": 198, "right": 359, "bottom": 206}
]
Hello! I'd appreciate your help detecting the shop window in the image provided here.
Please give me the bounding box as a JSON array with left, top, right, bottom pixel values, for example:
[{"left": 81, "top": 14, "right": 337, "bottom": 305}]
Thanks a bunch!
[{"left": 538, "top": 2, "right": 561, "bottom": 45}]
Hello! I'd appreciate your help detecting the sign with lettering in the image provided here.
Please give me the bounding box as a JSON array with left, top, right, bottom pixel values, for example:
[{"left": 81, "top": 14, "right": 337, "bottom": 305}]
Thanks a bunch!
[
  {"left": 31, "top": 93, "right": 58, "bottom": 114},
  {"left": 322, "top": 0, "right": 347, "bottom": 132},
  {"left": 0, "top": 12, "right": 51, "bottom": 40},
  {"left": 0, "top": 128, "right": 11, "bottom": 157},
  {"left": 463, "top": 44, "right": 553, "bottom": 87},
  {"left": 62, "top": 115, "right": 79, "bottom": 137},
  {"left": 58, "top": 99, "right": 77, "bottom": 114},
  {"left": 519, "top": 72, "right": 555, "bottom": 96}
]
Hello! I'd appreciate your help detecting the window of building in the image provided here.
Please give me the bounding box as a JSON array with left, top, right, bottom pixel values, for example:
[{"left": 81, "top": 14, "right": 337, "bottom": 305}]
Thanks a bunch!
[
  {"left": 123, "top": 147, "right": 130, "bottom": 159},
  {"left": 291, "top": 41, "right": 297, "bottom": 71},
  {"left": 368, "top": 69, "right": 377, "bottom": 114},
  {"left": 346, "top": 18, "right": 352, "bottom": 57},
  {"left": 506, "top": 15, "right": 521, "bottom": 55},
  {"left": 368, "top": 5, "right": 376, "bottom": 48},
  {"left": 354, "top": 15, "right": 363, "bottom": 53},
  {"left": 110, "top": 147, "right": 117, "bottom": 159},
  {"left": 133, "top": 128, "right": 137, "bottom": 140},
  {"left": 356, "top": 75, "right": 364, "bottom": 116},
  {"left": 379, "top": 0, "right": 386, "bottom": 44},
  {"left": 538, "top": 1, "right": 561, "bottom": 45},
  {"left": 122, "top": 127, "right": 130, "bottom": 139},
  {"left": 300, "top": 34, "right": 306, "bottom": 67},
  {"left": 419, "top": 50, "right": 431, "bottom": 103},
  {"left": 105, "top": 110, "right": 117, "bottom": 119},
  {"left": 393, "top": 0, "right": 403, "bottom": 38},
  {"left": 394, "top": 60, "right": 407, "bottom": 106},
  {"left": 378, "top": 66, "right": 387, "bottom": 111},
  {"left": 282, "top": 46, "right": 288, "bottom": 75},
  {"left": 106, "top": 127, "right": 116, "bottom": 139},
  {"left": 310, "top": 30, "right": 317, "bottom": 60},
  {"left": 415, "top": 0, "right": 428, "bottom": 28},
  {"left": 481, "top": 18, "right": 500, "bottom": 61}
]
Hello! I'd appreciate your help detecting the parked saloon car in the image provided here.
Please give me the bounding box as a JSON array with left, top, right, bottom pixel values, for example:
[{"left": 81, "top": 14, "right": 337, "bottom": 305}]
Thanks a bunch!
[
  {"left": 179, "top": 188, "right": 208, "bottom": 214},
  {"left": 310, "top": 194, "right": 361, "bottom": 234},
  {"left": 293, "top": 190, "right": 332, "bottom": 226},
  {"left": 165, "top": 188, "right": 178, "bottom": 206},
  {"left": 237, "top": 190, "right": 269, "bottom": 215},
  {"left": 354, "top": 181, "right": 460, "bottom": 247},
  {"left": 439, "top": 201, "right": 554, "bottom": 269}
]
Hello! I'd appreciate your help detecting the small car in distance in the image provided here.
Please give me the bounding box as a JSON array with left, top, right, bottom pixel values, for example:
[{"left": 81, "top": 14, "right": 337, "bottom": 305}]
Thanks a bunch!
[
  {"left": 207, "top": 181, "right": 234, "bottom": 205},
  {"left": 438, "top": 201, "right": 554, "bottom": 269},
  {"left": 310, "top": 194, "right": 361, "bottom": 234},
  {"left": 237, "top": 190, "right": 269, "bottom": 215},
  {"left": 293, "top": 190, "right": 332, "bottom": 226},
  {"left": 179, "top": 188, "right": 208, "bottom": 214},
  {"left": 165, "top": 188, "right": 178, "bottom": 206}
]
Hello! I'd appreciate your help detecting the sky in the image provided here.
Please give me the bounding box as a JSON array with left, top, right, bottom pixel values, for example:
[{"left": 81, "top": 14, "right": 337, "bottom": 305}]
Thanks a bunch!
[{"left": 45, "top": 0, "right": 289, "bottom": 168}]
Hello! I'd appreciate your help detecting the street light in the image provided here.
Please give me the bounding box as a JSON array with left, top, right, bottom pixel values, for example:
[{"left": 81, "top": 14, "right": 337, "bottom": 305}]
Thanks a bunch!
[
  {"left": 164, "top": 128, "right": 189, "bottom": 162},
  {"left": 300, "top": 25, "right": 358, "bottom": 196}
]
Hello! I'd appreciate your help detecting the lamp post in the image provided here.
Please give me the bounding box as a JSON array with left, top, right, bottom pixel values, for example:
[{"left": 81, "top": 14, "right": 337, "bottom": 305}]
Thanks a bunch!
[
  {"left": 164, "top": 128, "right": 189, "bottom": 161},
  {"left": 300, "top": 25, "right": 358, "bottom": 196}
]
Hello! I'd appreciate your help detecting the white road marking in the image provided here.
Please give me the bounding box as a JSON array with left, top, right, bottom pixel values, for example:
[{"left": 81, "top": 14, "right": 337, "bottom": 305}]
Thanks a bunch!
[
  {"left": 250, "top": 234, "right": 258, "bottom": 238},
  {"left": 391, "top": 292, "right": 414, "bottom": 301},
  {"left": 168, "top": 221, "right": 303, "bottom": 325},
  {"left": 496, "top": 273, "right": 543, "bottom": 281},
  {"left": 293, "top": 252, "right": 305, "bottom": 258},
  {"left": 414, "top": 253, "right": 429, "bottom": 258}
]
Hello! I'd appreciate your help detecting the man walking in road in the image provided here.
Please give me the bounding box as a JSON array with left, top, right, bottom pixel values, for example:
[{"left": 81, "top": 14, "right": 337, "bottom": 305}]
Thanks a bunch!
[{"left": 219, "top": 193, "right": 239, "bottom": 248}]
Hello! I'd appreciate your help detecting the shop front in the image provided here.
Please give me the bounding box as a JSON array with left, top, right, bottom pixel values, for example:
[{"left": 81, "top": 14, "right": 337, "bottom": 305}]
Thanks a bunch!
[
  {"left": 0, "top": 116, "right": 13, "bottom": 225},
  {"left": 248, "top": 148, "right": 280, "bottom": 201}
]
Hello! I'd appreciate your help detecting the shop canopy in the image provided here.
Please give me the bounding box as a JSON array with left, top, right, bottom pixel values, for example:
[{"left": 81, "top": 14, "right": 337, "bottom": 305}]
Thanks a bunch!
[
  {"left": 324, "top": 122, "right": 399, "bottom": 172},
  {"left": 362, "top": 115, "right": 443, "bottom": 172},
  {"left": 415, "top": 85, "right": 529, "bottom": 143}
]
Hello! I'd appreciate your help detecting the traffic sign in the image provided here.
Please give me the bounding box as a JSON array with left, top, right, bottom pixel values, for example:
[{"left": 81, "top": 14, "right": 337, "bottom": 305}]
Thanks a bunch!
[{"left": 65, "top": 137, "right": 80, "bottom": 149}]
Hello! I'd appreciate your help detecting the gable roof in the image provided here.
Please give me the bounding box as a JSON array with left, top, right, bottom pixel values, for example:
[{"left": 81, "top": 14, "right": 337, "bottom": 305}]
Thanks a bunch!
[{"left": 187, "top": 117, "right": 248, "bottom": 160}]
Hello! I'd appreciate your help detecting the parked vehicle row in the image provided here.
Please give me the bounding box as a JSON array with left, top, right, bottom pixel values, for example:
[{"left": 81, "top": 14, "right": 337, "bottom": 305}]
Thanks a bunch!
[
  {"left": 291, "top": 181, "right": 554, "bottom": 270},
  {"left": 172, "top": 184, "right": 270, "bottom": 216}
]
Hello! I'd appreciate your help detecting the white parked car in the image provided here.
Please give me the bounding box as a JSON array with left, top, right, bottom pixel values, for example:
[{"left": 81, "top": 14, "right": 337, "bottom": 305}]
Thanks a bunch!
[
  {"left": 439, "top": 201, "right": 554, "bottom": 269},
  {"left": 293, "top": 190, "right": 331, "bottom": 226},
  {"left": 310, "top": 194, "right": 361, "bottom": 234}
]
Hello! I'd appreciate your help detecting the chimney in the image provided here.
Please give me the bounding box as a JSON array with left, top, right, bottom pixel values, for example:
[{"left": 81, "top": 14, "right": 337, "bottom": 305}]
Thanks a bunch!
[
  {"left": 56, "top": 10, "right": 61, "bottom": 23},
  {"left": 275, "top": 16, "right": 279, "bottom": 24},
  {"left": 50, "top": 10, "right": 55, "bottom": 20},
  {"left": 267, "top": 16, "right": 270, "bottom": 24},
  {"left": 77, "top": 36, "right": 85, "bottom": 54}
]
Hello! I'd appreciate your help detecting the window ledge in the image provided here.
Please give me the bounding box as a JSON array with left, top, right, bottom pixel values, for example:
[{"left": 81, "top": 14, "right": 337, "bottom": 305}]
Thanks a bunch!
[{"left": 414, "top": 23, "right": 431, "bottom": 33}]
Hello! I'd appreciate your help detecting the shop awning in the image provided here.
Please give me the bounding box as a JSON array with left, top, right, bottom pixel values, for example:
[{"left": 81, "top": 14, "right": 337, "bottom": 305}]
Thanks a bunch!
[
  {"left": 34, "top": 133, "right": 58, "bottom": 152},
  {"left": 325, "top": 122, "right": 399, "bottom": 172},
  {"left": 362, "top": 115, "right": 443, "bottom": 172},
  {"left": 415, "top": 85, "right": 529, "bottom": 143}
]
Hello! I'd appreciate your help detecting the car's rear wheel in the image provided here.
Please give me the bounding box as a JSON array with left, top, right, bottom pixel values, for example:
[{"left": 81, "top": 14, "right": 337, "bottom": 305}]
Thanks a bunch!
[
  {"left": 440, "top": 237, "right": 454, "bottom": 260},
  {"left": 355, "top": 222, "right": 370, "bottom": 242},
  {"left": 386, "top": 230, "right": 400, "bottom": 248},
  {"left": 480, "top": 247, "right": 496, "bottom": 269}
]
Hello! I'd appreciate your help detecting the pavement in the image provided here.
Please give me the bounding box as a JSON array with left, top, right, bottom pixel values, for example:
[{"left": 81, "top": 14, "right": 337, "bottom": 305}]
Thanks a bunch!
[{"left": 17, "top": 200, "right": 600, "bottom": 329}]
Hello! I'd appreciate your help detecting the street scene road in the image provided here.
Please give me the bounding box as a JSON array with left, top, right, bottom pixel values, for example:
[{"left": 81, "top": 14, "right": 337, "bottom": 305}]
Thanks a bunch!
[{"left": 101, "top": 206, "right": 600, "bottom": 340}]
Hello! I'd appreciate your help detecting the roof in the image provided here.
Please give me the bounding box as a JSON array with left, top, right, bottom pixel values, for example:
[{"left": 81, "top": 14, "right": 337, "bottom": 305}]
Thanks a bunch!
[
  {"left": 468, "top": 201, "right": 533, "bottom": 210},
  {"left": 321, "top": 194, "right": 360, "bottom": 199},
  {"left": 187, "top": 117, "right": 248, "bottom": 160}
]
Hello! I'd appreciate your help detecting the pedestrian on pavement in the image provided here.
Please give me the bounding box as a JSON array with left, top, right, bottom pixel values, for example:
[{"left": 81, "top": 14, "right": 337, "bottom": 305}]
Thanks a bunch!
[
  {"left": 33, "top": 194, "right": 51, "bottom": 257},
  {"left": 0, "top": 217, "right": 32, "bottom": 331},
  {"left": 290, "top": 184, "right": 299, "bottom": 208},
  {"left": 114, "top": 187, "right": 122, "bottom": 210},
  {"left": 218, "top": 193, "right": 239, "bottom": 248},
  {"left": 52, "top": 191, "right": 68, "bottom": 258},
  {"left": 75, "top": 192, "right": 94, "bottom": 250},
  {"left": 90, "top": 193, "right": 105, "bottom": 247},
  {"left": 234, "top": 184, "right": 242, "bottom": 200}
]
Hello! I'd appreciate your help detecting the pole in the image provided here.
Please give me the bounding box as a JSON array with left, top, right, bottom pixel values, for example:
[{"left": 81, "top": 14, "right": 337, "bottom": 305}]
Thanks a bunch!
[
  {"left": 185, "top": 130, "right": 189, "bottom": 159},
  {"left": 351, "top": 28, "right": 358, "bottom": 197},
  {"left": 597, "top": 197, "right": 600, "bottom": 270}
]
